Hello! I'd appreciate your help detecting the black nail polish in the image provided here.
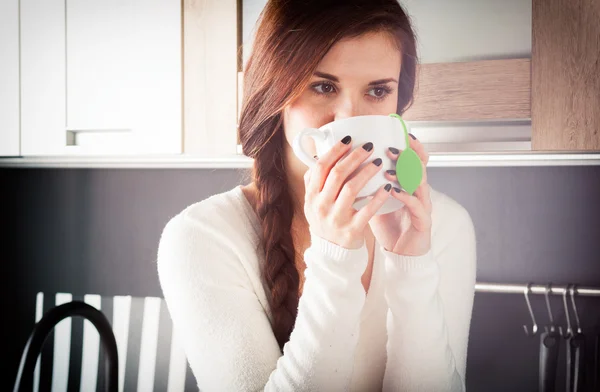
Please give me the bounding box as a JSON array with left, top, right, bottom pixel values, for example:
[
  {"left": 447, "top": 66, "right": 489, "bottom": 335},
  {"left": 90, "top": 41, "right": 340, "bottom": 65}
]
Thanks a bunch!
[
  {"left": 393, "top": 187, "right": 401, "bottom": 193},
  {"left": 409, "top": 133, "right": 417, "bottom": 140},
  {"left": 389, "top": 147, "right": 400, "bottom": 154},
  {"left": 386, "top": 170, "right": 396, "bottom": 175},
  {"left": 363, "top": 142, "right": 373, "bottom": 152},
  {"left": 384, "top": 184, "right": 392, "bottom": 192},
  {"left": 341, "top": 135, "right": 352, "bottom": 144},
  {"left": 373, "top": 158, "right": 382, "bottom": 166}
]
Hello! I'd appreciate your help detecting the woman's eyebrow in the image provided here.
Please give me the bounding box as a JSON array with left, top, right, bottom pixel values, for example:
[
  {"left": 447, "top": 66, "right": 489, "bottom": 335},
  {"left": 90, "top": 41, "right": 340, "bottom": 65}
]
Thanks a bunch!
[
  {"left": 314, "top": 71, "right": 339, "bottom": 82},
  {"left": 313, "top": 72, "right": 398, "bottom": 86},
  {"left": 368, "top": 78, "right": 398, "bottom": 85}
]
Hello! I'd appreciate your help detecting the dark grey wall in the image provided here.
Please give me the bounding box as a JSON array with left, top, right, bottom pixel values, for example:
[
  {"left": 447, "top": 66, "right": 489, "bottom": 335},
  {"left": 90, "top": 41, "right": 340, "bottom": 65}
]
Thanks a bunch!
[{"left": 3, "top": 166, "right": 600, "bottom": 391}]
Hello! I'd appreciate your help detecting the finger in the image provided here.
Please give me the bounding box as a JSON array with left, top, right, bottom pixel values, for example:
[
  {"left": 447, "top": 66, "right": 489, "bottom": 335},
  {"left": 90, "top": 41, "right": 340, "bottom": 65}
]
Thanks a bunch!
[
  {"left": 407, "top": 133, "right": 429, "bottom": 166},
  {"left": 352, "top": 184, "right": 393, "bottom": 228},
  {"left": 386, "top": 144, "right": 428, "bottom": 167},
  {"left": 386, "top": 135, "right": 429, "bottom": 164},
  {"left": 305, "top": 136, "right": 352, "bottom": 198},
  {"left": 390, "top": 187, "right": 431, "bottom": 231},
  {"left": 321, "top": 142, "right": 375, "bottom": 204},
  {"left": 386, "top": 147, "right": 400, "bottom": 161},
  {"left": 334, "top": 155, "right": 384, "bottom": 212},
  {"left": 413, "top": 182, "right": 433, "bottom": 214},
  {"left": 384, "top": 169, "right": 398, "bottom": 182}
]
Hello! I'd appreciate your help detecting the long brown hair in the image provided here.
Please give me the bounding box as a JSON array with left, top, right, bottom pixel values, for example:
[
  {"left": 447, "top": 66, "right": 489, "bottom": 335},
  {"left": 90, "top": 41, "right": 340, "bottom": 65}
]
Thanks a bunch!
[{"left": 238, "top": 0, "right": 418, "bottom": 350}]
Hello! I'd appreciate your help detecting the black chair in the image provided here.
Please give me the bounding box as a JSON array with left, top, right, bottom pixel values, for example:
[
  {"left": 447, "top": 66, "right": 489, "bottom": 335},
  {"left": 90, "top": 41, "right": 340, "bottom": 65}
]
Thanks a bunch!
[{"left": 13, "top": 301, "right": 119, "bottom": 392}]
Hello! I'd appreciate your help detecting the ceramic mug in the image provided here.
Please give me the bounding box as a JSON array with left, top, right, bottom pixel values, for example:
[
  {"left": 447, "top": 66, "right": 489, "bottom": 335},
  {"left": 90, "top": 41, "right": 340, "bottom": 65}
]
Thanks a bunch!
[{"left": 292, "top": 114, "right": 411, "bottom": 215}]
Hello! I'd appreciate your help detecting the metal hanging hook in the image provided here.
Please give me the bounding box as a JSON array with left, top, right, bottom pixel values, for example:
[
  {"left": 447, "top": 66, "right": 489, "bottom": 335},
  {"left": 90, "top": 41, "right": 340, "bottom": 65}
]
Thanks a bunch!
[
  {"left": 562, "top": 283, "right": 574, "bottom": 338},
  {"left": 544, "top": 283, "right": 564, "bottom": 336},
  {"left": 523, "top": 282, "right": 538, "bottom": 336},
  {"left": 569, "top": 285, "right": 582, "bottom": 334}
]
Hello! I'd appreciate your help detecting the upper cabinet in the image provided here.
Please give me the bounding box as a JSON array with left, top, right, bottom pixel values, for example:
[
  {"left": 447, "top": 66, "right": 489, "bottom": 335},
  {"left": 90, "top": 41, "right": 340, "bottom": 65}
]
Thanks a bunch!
[
  {"left": 20, "top": 0, "right": 182, "bottom": 156},
  {"left": 398, "top": 0, "right": 533, "bottom": 124},
  {"left": 0, "top": 0, "right": 20, "bottom": 157},
  {"left": 2, "top": 0, "right": 598, "bottom": 166},
  {"left": 531, "top": 0, "right": 600, "bottom": 151},
  {"left": 182, "top": 0, "right": 239, "bottom": 158}
]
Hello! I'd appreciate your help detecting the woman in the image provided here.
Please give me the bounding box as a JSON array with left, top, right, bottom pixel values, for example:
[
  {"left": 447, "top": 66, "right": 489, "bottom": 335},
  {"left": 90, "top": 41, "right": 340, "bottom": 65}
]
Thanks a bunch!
[{"left": 157, "top": 0, "right": 476, "bottom": 390}]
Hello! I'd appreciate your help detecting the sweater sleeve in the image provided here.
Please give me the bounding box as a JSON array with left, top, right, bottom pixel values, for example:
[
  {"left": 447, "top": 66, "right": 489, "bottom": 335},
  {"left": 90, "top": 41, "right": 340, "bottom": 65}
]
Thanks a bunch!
[
  {"left": 381, "top": 209, "right": 477, "bottom": 392},
  {"left": 157, "top": 211, "right": 369, "bottom": 392}
]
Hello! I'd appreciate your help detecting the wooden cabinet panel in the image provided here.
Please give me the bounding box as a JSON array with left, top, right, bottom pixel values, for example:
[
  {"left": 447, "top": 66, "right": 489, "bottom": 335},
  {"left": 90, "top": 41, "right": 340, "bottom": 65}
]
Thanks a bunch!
[
  {"left": 183, "top": 0, "right": 239, "bottom": 157},
  {"left": 532, "top": 0, "right": 600, "bottom": 151},
  {"left": 0, "top": 0, "right": 20, "bottom": 156},
  {"left": 403, "top": 59, "right": 531, "bottom": 122}
]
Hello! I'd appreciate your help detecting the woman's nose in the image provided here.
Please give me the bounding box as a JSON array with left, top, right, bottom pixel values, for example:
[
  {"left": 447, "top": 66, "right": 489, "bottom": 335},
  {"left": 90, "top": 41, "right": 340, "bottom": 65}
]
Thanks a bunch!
[{"left": 333, "top": 97, "right": 363, "bottom": 121}]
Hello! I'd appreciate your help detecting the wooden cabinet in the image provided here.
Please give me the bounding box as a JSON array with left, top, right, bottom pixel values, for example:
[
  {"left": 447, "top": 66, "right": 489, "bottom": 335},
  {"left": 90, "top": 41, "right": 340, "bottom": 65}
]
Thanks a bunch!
[
  {"left": 20, "top": 0, "right": 182, "bottom": 156},
  {"left": 531, "top": 0, "right": 600, "bottom": 151},
  {"left": 0, "top": 0, "right": 20, "bottom": 157},
  {"left": 183, "top": 0, "right": 238, "bottom": 157},
  {"left": 401, "top": 0, "right": 599, "bottom": 152},
  {"left": 402, "top": 59, "right": 531, "bottom": 122}
]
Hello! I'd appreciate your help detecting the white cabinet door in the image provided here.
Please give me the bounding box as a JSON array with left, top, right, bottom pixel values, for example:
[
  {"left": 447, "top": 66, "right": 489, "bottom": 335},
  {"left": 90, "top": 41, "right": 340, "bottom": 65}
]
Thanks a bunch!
[
  {"left": 0, "top": 0, "right": 20, "bottom": 157},
  {"left": 21, "top": 0, "right": 181, "bottom": 156}
]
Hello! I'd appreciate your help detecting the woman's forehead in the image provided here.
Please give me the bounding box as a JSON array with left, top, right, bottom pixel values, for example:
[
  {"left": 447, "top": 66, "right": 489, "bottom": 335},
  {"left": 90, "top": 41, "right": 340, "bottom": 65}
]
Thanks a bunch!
[{"left": 315, "top": 32, "right": 402, "bottom": 80}]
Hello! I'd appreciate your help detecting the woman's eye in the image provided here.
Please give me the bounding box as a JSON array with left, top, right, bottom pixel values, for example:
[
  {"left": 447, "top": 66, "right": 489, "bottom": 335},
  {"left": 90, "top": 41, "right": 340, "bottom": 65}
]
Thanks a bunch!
[
  {"left": 367, "top": 86, "right": 392, "bottom": 100},
  {"left": 312, "top": 82, "right": 336, "bottom": 95}
]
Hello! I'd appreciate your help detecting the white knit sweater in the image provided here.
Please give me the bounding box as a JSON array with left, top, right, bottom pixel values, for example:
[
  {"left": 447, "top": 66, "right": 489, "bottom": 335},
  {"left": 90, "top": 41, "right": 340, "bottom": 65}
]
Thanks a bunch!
[{"left": 157, "top": 185, "right": 476, "bottom": 391}]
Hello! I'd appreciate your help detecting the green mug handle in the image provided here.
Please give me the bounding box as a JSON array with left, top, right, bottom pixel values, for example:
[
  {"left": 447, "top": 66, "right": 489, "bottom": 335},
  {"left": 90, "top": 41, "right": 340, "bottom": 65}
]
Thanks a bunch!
[{"left": 389, "top": 114, "right": 423, "bottom": 195}]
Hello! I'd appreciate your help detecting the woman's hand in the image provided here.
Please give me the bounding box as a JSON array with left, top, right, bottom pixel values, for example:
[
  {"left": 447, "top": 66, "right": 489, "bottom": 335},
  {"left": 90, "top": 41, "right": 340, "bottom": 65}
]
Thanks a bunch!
[
  {"left": 368, "top": 134, "right": 433, "bottom": 256},
  {"left": 304, "top": 136, "right": 393, "bottom": 249}
]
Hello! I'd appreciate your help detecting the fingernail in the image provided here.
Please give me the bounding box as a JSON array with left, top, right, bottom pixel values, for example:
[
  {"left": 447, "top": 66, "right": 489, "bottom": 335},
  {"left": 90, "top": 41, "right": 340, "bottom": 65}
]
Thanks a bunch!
[
  {"left": 389, "top": 147, "right": 400, "bottom": 154},
  {"left": 372, "top": 158, "right": 382, "bottom": 166},
  {"left": 393, "top": 187, "right": 401, "bottom": 193},
  {"left": 384, "top": 183, "right": 392, "bottom": 192},
  {"left": 362, "top": 142, "right": 374, "bottom": 152},
  {"left": 341, "top": 135, "right": 352, "bottom": 144},
  {"left": 386, "top": 170, "right": 396, "bottom": 175},
  {"left": 409, "top": 133, "right": 417, "bottom": 140}
]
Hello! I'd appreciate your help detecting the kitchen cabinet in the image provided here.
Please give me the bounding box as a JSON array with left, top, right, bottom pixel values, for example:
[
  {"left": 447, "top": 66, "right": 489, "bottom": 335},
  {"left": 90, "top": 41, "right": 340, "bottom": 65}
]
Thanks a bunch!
[
  {"left": 2, "top": 0, "right": 598, "bottom": 167},
  {"left": 20, "top": 0, "right": 182, "bottom": 156},
  {"left": 0, "top": 0, "right": 20, "bottom": 157},
  {"left": 182, "top": 0, "right": 238, "bottom": 157},
  {"left": 402, "top": 59, "right": 531, "bottom": 122},
  {"left": 531, "top": 0, "right": 600, "bottom": 151}
]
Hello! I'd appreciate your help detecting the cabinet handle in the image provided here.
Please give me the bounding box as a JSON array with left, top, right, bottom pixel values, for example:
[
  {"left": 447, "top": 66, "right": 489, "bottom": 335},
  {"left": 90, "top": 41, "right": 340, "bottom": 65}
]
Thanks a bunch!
[{"left": 66, "top": 129, "right": 132, "bottom": 146}]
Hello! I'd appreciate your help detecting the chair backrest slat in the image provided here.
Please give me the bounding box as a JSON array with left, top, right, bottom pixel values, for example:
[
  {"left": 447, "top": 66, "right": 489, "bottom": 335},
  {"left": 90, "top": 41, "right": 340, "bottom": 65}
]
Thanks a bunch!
[
  {"left": 51, "top": 293, "right": 73, "bottom": 392},
  {"left": 30, "top": 292, "right": 192, "bottom": 392},
  {"left": 80, "top": 294, "right": 102, "bottom": 392}
]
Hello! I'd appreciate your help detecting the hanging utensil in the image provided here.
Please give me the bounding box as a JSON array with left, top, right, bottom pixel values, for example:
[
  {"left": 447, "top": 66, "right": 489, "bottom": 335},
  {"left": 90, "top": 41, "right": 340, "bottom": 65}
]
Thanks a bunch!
[
  {"left": 567, "top": 285, "right": 585, "bottom": 392},
  {"left": 563, "top": 284, "right": 574, "bottom": 392},
  {"left": 539, "top": 283, "right": 561, "bottom": 392},
  {"left": 524, "top": 282, "right": 539, "bottom": 337},
  {"left": 562, "top": 284, "right": 575, "bottom": 392},
  {"left": 540, "top": 330, "right": 560, "bottom": 392}
]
